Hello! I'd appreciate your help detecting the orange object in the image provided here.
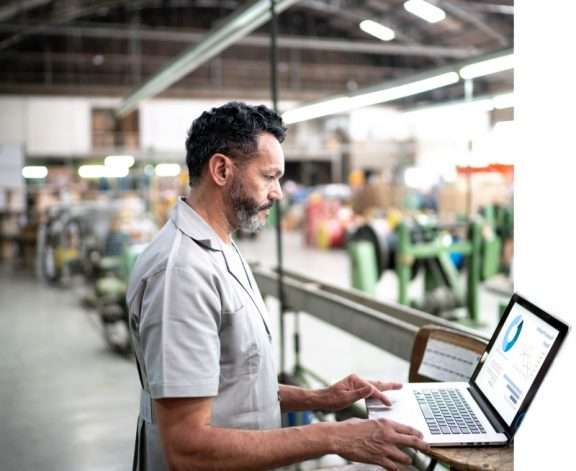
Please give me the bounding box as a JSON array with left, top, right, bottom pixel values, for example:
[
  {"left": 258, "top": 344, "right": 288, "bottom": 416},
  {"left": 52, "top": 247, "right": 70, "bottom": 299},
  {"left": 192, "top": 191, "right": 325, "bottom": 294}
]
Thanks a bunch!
[{"left": 456, "top": 164, "right": 514, "bottom": 177}]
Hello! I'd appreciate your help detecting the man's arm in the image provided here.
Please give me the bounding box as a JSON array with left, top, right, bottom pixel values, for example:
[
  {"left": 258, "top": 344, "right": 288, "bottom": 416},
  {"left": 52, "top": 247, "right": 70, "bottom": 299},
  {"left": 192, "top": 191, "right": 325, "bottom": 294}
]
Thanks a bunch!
[
  {"left": 155, "top": 396, "right": 429, "bottom": 471},
  {"left": 279, "top": 374, "right": 403, "bottom": 412}
]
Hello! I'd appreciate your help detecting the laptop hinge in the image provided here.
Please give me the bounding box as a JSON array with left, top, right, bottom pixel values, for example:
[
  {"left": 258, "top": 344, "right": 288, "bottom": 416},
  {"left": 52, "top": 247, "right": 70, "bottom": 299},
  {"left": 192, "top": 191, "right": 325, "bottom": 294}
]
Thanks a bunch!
[{"left": 468, "top": 386, "right": 510, "bottom": 438}]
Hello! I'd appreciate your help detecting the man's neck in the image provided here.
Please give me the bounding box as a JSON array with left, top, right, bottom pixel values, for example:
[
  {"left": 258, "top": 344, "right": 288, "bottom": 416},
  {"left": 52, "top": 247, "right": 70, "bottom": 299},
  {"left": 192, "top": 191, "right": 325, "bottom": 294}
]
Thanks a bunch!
[{"left": 185, "top": 189, "right": 233, "bottom": 244}]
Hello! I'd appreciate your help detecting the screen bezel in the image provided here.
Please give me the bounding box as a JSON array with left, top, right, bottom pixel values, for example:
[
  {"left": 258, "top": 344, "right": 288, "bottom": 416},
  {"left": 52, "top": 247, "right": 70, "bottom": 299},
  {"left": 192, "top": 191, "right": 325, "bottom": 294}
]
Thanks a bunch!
[{"left": 469, "top": 292, "right": 569, "bottom": 437}]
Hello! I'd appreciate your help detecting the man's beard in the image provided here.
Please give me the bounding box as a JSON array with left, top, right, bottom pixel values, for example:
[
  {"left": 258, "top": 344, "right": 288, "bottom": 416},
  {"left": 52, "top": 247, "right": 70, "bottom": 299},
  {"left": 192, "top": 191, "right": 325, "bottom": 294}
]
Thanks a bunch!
[{"left": 229, "top": 176, "right": 273, "bottom": 233}]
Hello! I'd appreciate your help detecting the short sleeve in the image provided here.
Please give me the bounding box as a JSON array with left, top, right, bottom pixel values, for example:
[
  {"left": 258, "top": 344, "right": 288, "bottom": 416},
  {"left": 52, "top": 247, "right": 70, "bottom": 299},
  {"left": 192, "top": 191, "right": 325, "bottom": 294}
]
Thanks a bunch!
[{"left": 140, "top": 267, "right": 222, "bottom": 399}]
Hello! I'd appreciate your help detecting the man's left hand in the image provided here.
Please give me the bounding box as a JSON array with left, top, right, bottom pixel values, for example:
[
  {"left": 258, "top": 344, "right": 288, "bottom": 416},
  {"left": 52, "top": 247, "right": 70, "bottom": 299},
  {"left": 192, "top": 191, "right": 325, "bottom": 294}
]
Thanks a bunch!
[{"left": 319, "top": 374, "right": 402, "bottom": 411}]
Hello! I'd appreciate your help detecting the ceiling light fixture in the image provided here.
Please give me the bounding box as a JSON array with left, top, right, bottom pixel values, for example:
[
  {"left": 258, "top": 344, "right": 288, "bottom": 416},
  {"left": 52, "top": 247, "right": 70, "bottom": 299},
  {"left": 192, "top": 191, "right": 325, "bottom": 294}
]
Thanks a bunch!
[
  {"left": 404, "top": 0, "right": 446, "bottom": 24},
  {"left": 459, "top": 54, "right": 514, "bottom": 79},
  {"left": 154, "top": 163, "right": 181, "bottom": 177},
  {"left": 22, "top": 166, "right": 48, "bottom": 179},
  {"left": 359, "top": 19, "right": 396, "bottom": 41},
  {"left": 78, "top": 165, "right": 129, "bottom": 179},
  {"left": 283, "top": 72, "right": 459, "bottom": 124}
]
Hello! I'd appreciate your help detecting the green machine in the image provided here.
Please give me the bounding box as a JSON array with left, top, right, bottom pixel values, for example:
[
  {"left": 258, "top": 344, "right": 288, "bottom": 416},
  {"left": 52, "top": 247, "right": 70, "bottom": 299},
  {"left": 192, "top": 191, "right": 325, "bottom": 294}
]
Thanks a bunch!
[
  {"left": 395, "top": 219, "right": 482, "bottom": 324},
  {"left": 349, "top": 207, "right": 513, "bottom": 325}
]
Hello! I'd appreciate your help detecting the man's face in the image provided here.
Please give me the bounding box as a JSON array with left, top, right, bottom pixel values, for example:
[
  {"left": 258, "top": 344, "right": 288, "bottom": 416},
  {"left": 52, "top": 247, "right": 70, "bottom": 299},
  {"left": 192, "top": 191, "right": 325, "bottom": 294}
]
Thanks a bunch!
[{"left": 227, "top": 133, "right": 285, "bottom": 233}]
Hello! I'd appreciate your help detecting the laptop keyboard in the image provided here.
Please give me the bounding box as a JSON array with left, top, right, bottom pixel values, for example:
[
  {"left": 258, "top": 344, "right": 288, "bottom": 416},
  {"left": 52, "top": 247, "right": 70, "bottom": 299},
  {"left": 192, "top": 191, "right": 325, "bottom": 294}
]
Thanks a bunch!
[{"left": 414, "top": 388, "right": 486, "bottom": 435}]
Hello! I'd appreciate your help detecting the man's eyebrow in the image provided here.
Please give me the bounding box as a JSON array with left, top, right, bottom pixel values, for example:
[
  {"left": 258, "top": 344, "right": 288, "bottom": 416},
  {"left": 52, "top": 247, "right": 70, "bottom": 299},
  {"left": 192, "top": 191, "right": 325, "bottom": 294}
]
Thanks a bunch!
[{"left": 264, "top": 168, "right": 284, "bottom": 177}]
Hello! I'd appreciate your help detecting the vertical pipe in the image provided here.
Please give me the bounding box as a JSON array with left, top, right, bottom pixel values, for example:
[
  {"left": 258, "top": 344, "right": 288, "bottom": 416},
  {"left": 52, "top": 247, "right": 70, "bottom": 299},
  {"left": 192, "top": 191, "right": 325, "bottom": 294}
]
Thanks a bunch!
[
  {"left": 464, "top": 78, "right": 474, "bottom": 218},
  {"left": 269, "top": 0, "right": 287, "bottom": 376},
  {"left": 467, "top": 220, "right": 481, "bottom": 323},
  {"left": 397, "top": 221, "right": 411, "bottom": 305},
  {"left": 130, "top": 7, "right": 142, "bottom": 85}
]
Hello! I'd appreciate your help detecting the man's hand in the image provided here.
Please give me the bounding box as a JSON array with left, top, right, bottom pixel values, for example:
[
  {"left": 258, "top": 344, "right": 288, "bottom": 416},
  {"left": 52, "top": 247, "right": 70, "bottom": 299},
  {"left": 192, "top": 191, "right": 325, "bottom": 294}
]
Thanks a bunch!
[
  {"left": 332, "top": 418, "right": 430, "bottom": 471},
  {"left": 319, "top": 374, "right": 402, "bottom": 411}
]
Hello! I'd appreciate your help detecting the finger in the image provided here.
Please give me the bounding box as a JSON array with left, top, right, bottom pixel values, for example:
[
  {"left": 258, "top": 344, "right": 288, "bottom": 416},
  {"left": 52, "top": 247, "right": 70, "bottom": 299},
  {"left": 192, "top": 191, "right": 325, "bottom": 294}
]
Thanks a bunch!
[
  {"left": 349, "top": 384, "right": 373, "bottom": 400},
  {"left": 367, "top": 386, "right": 395, "bottom": 406},
  {"left": 380, "top": 445, "right": 413, "bottom": 465},
  {"left": 389, "top": 431, "right": 430, "bottom": 453},
  {"left": 398, "top": 436, "right": 430, "bottom": 453},
  {"left": 369, "top": 381, "right": 403, "bottom": 392},
  {"left": 378, "top": 457, "right": 399, "bottom": 471},
  {"left": 387, "top": 419, "right": 425, "bottom": 439}
]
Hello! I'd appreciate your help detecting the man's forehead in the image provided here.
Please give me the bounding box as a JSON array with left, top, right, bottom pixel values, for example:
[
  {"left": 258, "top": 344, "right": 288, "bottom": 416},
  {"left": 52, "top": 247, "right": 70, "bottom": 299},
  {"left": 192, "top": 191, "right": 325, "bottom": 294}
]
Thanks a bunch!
[{"left": 255, "top": 133, "right": 285, "bottom": 168}]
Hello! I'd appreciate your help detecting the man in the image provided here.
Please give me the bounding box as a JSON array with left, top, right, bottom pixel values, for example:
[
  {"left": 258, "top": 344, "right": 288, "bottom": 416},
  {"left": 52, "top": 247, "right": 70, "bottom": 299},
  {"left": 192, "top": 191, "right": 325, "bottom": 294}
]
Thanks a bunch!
[{"left": 126, "top": 102, "right": 428, "bottom": 471}]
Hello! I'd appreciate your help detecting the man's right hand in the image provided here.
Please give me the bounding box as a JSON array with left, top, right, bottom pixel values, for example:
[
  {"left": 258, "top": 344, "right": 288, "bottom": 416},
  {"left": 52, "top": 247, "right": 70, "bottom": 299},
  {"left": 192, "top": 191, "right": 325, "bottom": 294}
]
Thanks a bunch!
[{"left": 332, "top": 418, "right": 430, "bottom": 471}]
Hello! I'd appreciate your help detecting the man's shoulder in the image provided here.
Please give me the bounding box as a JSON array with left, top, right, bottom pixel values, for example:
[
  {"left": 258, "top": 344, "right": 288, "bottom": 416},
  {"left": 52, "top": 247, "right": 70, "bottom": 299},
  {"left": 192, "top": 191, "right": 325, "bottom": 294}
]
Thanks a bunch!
[{"left": 127, "top": 223, "right": 221, "bottom": 299}]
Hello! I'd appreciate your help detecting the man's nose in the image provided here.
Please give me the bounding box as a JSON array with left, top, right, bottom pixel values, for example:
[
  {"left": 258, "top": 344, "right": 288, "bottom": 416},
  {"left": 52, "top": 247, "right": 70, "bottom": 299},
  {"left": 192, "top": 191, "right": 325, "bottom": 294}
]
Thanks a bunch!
[{"left": 270, "top": 180, "right": 283, "bottom": 200}]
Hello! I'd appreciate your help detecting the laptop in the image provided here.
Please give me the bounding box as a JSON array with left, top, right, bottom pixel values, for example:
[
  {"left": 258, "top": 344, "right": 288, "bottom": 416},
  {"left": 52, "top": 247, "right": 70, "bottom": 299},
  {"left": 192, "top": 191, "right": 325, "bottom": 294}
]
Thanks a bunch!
[{"left": 367, "top": 293, "right": 569, "bottom": 446}]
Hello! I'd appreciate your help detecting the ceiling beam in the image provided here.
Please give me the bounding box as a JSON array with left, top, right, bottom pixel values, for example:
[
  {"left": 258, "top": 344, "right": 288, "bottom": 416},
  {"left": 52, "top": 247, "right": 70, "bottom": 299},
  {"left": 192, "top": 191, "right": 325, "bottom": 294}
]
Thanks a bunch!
[
  {"left": 433, "top": 0, "right": 509, "bottom": 46},
  {"left": 449, "top": 1, "right": 513, "bottom": 16},
  {"left": 0, "top": 0, "right": 129, "bottom": 51},
  {"left": 0, "top": 0, "right": 52, "bottom": 22},
  {"left": 0, "top": 23, "right": 480, "bottom": 59},
  {"left": 117, "top": 0, "right": 300, "bottom": 116}
]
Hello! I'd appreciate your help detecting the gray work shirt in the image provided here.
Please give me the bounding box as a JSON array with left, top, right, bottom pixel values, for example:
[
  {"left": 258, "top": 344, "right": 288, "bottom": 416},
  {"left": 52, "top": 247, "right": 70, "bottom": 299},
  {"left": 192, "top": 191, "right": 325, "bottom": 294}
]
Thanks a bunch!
[{"left": 126, "top": 197, "right": 281, "bottom": 471}]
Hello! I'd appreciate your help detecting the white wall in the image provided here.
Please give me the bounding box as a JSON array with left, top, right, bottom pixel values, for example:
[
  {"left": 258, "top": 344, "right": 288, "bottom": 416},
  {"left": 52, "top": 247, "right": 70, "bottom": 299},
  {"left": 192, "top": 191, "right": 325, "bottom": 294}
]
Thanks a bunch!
[
  {"left": 139, "top": 99, "right": 224, "bottom": 153},
  {"left": 515, "top": 2, "right": 576, "bottom": 469},
  {"left": 0, "top": 97, "right": 26, "bottom": 145},
  {"left": 0, "top": 96, "right": 91, "bottom": 156},
  {"left": 404, "top": 104, "right": 492, "bottom": 169},
  {"left": 26, "top": 97, "right": 91, "bottom": 155},
  {"left": 0, "top": 96, "right": 296, "bottom": 158},
  {"left": 140, "top": 98, "right": 297, "bottom": 154}
]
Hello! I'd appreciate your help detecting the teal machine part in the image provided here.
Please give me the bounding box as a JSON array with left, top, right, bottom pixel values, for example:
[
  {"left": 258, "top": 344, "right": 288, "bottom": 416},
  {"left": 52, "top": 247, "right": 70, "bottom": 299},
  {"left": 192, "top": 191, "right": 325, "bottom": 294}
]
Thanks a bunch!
[
  {"left": 396, "top": 220, "right": 482, "bottom": 325},
  {"left": 348, "top": 240, "right": 379, "bottom": 296}
]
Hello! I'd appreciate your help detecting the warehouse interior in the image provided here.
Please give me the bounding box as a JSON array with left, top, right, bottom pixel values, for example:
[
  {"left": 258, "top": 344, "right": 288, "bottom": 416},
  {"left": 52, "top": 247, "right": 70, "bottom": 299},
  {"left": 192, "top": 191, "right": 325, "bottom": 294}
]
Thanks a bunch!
[{"left": 1, "top": 1, "right": 572, "bottom": 471}]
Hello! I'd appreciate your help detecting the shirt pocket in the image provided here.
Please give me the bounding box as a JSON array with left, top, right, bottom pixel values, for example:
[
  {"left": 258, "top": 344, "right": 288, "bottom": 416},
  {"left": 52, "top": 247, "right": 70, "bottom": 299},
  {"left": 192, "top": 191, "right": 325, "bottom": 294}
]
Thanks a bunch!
[{"left": 219, "top": 304, "right": 262, "bottom": 378}]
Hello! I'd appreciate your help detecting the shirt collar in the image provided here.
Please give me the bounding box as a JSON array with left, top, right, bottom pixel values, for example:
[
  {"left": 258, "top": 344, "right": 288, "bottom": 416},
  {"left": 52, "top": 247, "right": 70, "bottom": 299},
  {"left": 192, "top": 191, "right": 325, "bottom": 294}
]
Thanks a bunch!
[{"left": 170, "top": 196, "right": 225, "bottom": 251}]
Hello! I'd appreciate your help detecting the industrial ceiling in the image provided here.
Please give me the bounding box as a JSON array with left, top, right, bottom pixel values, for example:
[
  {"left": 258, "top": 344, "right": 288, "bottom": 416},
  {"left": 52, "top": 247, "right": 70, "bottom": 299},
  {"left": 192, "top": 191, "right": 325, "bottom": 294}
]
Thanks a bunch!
[{"left": 0, "top": 0, "right": 513, "bottom": 109}]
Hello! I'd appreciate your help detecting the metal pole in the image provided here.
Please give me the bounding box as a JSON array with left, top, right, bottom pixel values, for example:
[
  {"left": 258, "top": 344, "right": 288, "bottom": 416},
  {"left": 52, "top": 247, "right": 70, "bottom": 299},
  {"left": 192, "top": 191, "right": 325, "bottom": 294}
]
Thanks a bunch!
[
  {"left": 269, "top": 0, "right": 287, "bottom": 376},
  {"left": 464, "top": 78, "right": 474, "bottom": 218}
]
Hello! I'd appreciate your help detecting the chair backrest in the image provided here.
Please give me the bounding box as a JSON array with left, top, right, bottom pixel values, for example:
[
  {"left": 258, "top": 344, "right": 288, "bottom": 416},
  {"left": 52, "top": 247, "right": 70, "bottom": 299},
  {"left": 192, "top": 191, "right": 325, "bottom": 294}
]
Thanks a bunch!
[{"left": 409, "top": 324, "right": 488, "bottom": 383}]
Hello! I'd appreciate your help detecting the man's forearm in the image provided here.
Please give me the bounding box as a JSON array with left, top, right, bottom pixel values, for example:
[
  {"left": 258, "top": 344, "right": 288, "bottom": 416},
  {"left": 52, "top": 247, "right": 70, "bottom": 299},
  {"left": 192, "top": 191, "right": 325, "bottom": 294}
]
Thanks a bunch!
[
  {"left": 165, "top": 421, "right": 337, "bottom": 471},
  {"left": 279, "top": 384, "right": 327, "bottom": 412}
]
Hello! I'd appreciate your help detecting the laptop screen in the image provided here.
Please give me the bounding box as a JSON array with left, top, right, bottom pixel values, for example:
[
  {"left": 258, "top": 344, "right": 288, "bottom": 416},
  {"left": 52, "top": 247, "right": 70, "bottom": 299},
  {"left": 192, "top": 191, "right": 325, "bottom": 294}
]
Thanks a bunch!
[{"left": 473, "top": 296, "right": 563, "bottom": 426}]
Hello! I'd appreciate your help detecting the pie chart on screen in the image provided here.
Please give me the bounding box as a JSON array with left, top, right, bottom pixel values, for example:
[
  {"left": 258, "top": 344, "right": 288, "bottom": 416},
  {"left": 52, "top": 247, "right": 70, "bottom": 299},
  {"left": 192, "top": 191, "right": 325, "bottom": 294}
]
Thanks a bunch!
[{"left": 503, "top": 314, "right": 523, "bottom": 352}]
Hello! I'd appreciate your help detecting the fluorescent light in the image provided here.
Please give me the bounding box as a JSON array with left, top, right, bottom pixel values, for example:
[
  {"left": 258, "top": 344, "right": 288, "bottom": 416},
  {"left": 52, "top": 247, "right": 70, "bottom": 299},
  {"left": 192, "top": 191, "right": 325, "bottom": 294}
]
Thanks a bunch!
[
  {"left": 404, "top": 0, "right": 446, "bottom": 23},
  {"left": 78, "top": 165, "right": 129, "bottom": 179},
  {"left": 22, "top": 166, "right": 48, "bottom": 179},
  {"left": 283, "top": 97, "right": 352, "bottom": 125},
  {"left": 359, "top": 19, "right": 395, "bottom": 41},
  {"left": 154, "top": 163, "right": 181, "bottom": 177},
  {"left": 459, "top": 54, "right": 514, "bottom": 79},
  {"left": 350, "top": 72, "right": 459, "bottom": 108},
  {"left": 104, "top": 155, "right": 135, "bottom": 168},
  {"left": 283, "top": 72, "right": 459, "bottom": 124}
]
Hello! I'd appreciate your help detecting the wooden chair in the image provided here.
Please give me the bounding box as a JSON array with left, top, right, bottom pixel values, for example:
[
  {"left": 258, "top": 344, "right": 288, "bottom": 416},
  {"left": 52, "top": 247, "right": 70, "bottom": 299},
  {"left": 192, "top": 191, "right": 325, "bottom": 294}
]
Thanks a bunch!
[{"left": 408, "top": 325, "right": 488, "bottom": 471}]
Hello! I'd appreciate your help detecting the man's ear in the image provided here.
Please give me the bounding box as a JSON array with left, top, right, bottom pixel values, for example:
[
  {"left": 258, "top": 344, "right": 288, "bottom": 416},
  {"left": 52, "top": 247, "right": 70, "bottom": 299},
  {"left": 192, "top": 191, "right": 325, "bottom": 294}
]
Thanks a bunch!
[{"left": 207, "top": 153, "right": 233, "bottom": 187}]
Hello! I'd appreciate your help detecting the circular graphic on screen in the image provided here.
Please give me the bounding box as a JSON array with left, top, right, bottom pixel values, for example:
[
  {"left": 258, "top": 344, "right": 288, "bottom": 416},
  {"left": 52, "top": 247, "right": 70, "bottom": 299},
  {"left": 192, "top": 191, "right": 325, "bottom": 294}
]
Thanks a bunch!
[{"left": 502, "top": 314, "right": 523, "bottom": 352}]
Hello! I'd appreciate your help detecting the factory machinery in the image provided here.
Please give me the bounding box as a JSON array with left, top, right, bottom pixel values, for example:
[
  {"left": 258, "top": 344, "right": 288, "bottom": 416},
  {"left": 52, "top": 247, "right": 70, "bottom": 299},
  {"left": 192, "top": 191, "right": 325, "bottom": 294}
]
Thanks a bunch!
[{"left": 348, "top": 204, "right": 513, "bottom": 325}]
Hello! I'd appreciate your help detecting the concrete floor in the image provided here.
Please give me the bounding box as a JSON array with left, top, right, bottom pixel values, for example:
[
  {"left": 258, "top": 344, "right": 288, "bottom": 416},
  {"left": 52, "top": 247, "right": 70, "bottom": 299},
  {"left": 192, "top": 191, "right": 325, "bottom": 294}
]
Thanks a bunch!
[
  {"left": 0, "top": 267, "right": 139, "bottom": 471},
  {"left": 0, "top": 227, "right": 505, "bottom": 470}
]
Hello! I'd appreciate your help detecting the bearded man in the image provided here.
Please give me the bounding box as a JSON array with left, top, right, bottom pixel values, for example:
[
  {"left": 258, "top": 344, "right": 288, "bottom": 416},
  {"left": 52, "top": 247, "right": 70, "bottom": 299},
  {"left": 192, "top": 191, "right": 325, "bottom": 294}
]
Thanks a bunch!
[{"left": 126, "top": 102, "right": 428, "bottom": 471}]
